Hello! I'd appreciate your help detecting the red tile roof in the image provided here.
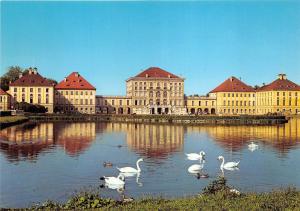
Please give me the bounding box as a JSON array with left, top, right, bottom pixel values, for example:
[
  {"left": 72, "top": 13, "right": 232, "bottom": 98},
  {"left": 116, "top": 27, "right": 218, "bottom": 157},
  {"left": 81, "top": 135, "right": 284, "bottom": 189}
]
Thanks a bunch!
[
  {"left": 9, "top": 72, "right": 54, "bottom": 87},
  {"left": 210, "top": 76, "right": 255, "bottom": 93},
  {"left": 0, "top": 88, "right": 9, "bottom": 95},
  {"left": 258, "top": 78, "right": 300, "bottom": 91},
  {"left": 134, "top": 67, "right": 181, "bottom": 79},
  {"left": 55, "top": 72, "right": 96, "bottom": 90}
]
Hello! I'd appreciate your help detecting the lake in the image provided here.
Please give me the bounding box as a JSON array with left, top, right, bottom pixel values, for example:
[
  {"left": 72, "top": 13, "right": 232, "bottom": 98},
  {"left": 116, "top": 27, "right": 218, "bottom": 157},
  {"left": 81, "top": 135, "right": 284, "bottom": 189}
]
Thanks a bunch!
[{"left": 1, "top": 118, "right": 300, "bottom": 208}]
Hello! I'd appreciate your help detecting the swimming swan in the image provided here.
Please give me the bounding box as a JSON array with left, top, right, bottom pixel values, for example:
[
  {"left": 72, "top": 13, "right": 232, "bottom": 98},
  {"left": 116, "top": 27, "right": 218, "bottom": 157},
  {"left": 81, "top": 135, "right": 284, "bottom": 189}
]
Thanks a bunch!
[
  {"left": 248, "top": 142, "right": 258, "bottom": 151},
  {"left": 188, "top": 163, "right": 204, "bottom": 173},
  {"left": 117, "top": 158, "right": 143, "bottom": 173},
  {"left": 100, "top": 174, "right": 125, "bottom": 186},
  {"left": 186, "top": 151, "right": 205, "bottom": 160},
  {"left": 218, "top": 156, "right": 239, "bottom": 170}
]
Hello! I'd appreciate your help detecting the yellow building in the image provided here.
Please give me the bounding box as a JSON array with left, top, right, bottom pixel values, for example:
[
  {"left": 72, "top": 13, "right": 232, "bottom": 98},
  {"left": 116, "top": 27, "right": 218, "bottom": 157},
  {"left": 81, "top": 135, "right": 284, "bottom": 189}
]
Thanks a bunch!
[
  {"left": 8, "top": 69, "right": 55, "bottom": 113},
  {"left": 55, "top": 72, "right": 96, "bottom": 114},
  {"left": 185, "top": 95, "right": 217, "bottom": 114},
  {"left": 0, "top": 88, "right": 11, "bottom": 111},
  {"left": 209, "top": 76, "right": 256, "bottom": 115},
  {"left": 96, "top": 95, "right": 132, "bottom": 114},
  {"left": 256, "top": 74, "right": 300, "bottom": 115},
  {"left": 126, "top": 67, "right": 186, "bottom": 114}
]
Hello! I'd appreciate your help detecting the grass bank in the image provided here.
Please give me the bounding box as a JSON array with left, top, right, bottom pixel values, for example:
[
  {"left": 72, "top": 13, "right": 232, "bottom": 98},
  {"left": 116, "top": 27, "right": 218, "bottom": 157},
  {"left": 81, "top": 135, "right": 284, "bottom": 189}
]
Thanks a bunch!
[
  {"left": 21, "top": 178, "right": 300, "bottom": 210},
  {"left": 0, "top": 115, "right": 28, "bottom": 129}
]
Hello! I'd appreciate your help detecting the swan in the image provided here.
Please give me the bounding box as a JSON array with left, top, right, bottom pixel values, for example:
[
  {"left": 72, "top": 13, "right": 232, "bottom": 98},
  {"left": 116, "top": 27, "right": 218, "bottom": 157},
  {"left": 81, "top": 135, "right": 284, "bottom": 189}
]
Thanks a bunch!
[
  {"left": 117, "top": 158, "right": 143, "bottom": 173},
  {"left": 186, "top": 151, "right": 205, "bottom": 161},
  {"left": 248, "top": 142, "right": 258, "bottom": 151},
  {"left": 218, "top": 156, "right": 239, "bottom": 170},
  {"left": 100, "top": 174, "right": 125, "bottom": 186},
  {"left": 188, "top": 162, "right": 205, "bottom": 173}
]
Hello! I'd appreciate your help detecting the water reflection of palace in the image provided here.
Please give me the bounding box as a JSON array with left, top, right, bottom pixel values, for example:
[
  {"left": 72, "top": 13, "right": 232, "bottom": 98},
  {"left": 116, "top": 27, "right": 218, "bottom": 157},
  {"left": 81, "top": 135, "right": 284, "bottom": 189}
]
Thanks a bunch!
[
  {"left": 0, "top": 122, "right": 97, "bottom": 161},
  {"left": 54, "top": 122, "right": 96, "bottom": 156},
  {"left": 104, "top": 123, "right": 184, "bottom": 158},
  {"left": 187, "top": 118, "right": 300, "bottom": 153},
  {"left": 0, "top": 123, "right": 54, "bottom": 161}
]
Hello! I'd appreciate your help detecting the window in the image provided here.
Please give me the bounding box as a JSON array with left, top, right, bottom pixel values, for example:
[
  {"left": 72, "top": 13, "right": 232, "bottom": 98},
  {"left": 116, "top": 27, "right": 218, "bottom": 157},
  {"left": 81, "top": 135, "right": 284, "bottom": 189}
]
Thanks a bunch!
[
  {"left": 22, "top": 88, "right": 25, "bottom": 92},
  {"left": 22, "top": 94, "right": 25, "bottom": 102},
  {"left": 30, "top": 88, "right": 33, "bottom": 92},
  {"left": 46, "top": 88, "right": 49, "bottom": 93},
  {"left": 46, "top": 94, "right": 49, "bottom": 104},
  {"left": 76, "top": 91, "right": 78, "bottom": 95},
  {"left": 38, "top": 94, "right": 41, "bottom": 104},
  {"left": 119, "top": 100, "right": 122, "bottom": 105},
  {"left": 135, "top": 100, "right": 138, "bottom": 105},
  {"left": 223, "top": 100, "right": 226, "bottom": 106},
  {"left": 85, "top": 99, "right": 88, "bottom": 105},
  {"left": 90, "top": 99, "right": 93, "bottom": 105},
  {"left": 127, "top": 100, "right": 129, "bottom": 105},
  {"left": 112, "top": 100, "right": 114, "bottom": 106},
  {"left": 206, "top": 101, "right": 208, "bottom": 106},
  {"left": 163, "top": 91, "right": 167, "bottom": 97},
  {"left": 30, "top": 94, "right": 33, "bottom": 103},
  {"left": 14, "top": 88, "right": 17, "bottom": 92},
  {"left": 66, "top": 91, "right": 68, "bottom": 95},
  {"left": 228, "top": 93, "right": 230, "bottom": 97},
  {"left": 199, "top": 101, "right": 201, "bottom": 106},
  {"left": 71, "top": 91, "right": 73, "bottom": 95},
  {"left": 80, "top": 99, "right": 83, "bottom": 104},
  {"left": 228, "top": 101, "right": 230, "bottom": 106}
]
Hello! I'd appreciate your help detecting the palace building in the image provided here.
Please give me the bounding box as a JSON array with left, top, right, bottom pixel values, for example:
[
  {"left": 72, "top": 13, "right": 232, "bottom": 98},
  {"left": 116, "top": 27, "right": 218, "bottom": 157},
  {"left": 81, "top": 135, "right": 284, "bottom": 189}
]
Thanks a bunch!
[
  {"left": 185, "top": 95, "right": 217, "bottom": 115},
  {"left": 125, "top": 67, "right": 186, "bottom": 115},
  {"left": 2, "top": 66, "right": 299, "bottom": 116},
  {"left": 208, "top": 76, "right": 256, "bottom": 115},
  {"left": 55, "top": 72, "right": 96, "bottom": 114},
  {"left": 8, "top": 69, "right": 55, "bottom": 113},
  {"left": 0, "top": 88, "right": 11, "bottom": 111},
  {"left": 256, "top": 74, "right": 300, "bottom": 115}
]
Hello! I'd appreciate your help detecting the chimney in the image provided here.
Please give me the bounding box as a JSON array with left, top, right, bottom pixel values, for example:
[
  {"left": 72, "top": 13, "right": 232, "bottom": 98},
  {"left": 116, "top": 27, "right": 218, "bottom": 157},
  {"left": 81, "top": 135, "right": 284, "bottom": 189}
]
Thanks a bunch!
[
  {"left": 168, "top": 74, "right": 171, "bottom": 78},
  {"left": 146, "top": 74, "right": 148, "bottom": 78},
  {"left": 278, "top": 73, "right": 287, "bottom": 80},
  {"left": 19, "top": 73, "right": 23, "bottom": 78},
  {"left": 33, "top": 68, "right": 38, "bottom": 75},
  {"left": 75, "top": 72, "right": 79, "bottom": 77},
  {"left": 64, "top": 77, "right": 67, "bottom": 82},
  {"left": 230, "top": 77, "right": 234, "bottom": 81}
]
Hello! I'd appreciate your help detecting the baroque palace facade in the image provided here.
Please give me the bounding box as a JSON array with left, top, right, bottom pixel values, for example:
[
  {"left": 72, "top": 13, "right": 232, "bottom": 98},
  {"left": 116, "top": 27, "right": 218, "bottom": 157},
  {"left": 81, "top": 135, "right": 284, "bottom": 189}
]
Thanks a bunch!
[{"left": 1, "top": 67, "right": 300, "bottom": 115}]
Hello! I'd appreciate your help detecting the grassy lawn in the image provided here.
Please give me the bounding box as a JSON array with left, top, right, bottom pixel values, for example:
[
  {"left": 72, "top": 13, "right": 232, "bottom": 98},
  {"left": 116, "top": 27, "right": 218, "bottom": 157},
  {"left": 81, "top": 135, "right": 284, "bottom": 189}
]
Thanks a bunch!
[
  {"left": 26, "top": 178, "right": 300, "bottom": 210},
  {"left": 0, "top": 115, "right": 28, "bottom": 124}
]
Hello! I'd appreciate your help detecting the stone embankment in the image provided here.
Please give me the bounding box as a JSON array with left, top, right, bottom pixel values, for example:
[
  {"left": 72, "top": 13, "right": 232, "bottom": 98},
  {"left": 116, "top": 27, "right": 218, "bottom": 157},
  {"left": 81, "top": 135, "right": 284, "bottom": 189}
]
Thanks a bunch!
[{"left": 26, "top": 114, "right": 288, "bottom": 125}]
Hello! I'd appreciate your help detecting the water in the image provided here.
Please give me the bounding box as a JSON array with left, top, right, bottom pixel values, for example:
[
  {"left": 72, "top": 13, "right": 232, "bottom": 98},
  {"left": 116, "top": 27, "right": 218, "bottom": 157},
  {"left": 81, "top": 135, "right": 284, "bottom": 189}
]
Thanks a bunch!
[{"left": 0, "top": 119, "right": 300, "bottom": 208}]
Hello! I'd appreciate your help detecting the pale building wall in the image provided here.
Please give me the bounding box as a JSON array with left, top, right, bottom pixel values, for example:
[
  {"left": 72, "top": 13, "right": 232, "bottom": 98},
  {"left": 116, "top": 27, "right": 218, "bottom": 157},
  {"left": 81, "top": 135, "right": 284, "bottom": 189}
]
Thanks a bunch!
[
  {"left": 96, "top": 96, "right": 132, "bottom": 114},
  {"left": 54, "top": 89, "right": 96, "bottom": 114},
  {"left": 9, "top": 86, "right": 54, "bottom": 113},
  {"left": 185, "top": 96, "right": 217, "bottom": 114},
  {"left": 126, "top": 77, "right": 186, "bottom": 114},
  {"left": 0, "top": 94, "right": 11, "bottom": 111},
  {"left": 256, "top": 91, "right": 300, "bottom": 114},
  {"left": 214, "top": 92, "right": 256, "bottom": 115}
]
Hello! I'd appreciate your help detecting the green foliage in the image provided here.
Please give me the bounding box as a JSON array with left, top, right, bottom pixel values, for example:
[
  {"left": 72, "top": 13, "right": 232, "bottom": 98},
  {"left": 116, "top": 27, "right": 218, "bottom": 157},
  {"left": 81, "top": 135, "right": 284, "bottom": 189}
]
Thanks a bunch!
[
  {"left": 203, "top": 176, "right": 229, "bottom": 194},
  {"left": 0, "top": 66, "right": 23, "bottom": 91},
  {"left": 14, "top": 102, "right": 47, "bottom": 113},
  {"left": 23, "top": 178, "right": 300, "bottom": 211}
]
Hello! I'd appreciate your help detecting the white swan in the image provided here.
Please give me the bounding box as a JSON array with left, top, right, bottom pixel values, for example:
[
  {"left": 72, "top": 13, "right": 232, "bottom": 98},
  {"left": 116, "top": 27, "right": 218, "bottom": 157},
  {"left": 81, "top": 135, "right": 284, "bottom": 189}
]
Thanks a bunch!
[
  {"left": 218, "top": 156, "right": 239, "bottom": 170},
  {"left": 117, "top": 158, "right": 143, "bottom": 173},
  {"left": 186, "top": 151, "right": 205, "bottom": 161},
  {"left": 248, "top": 142, "right": 258, "bottom": 151},
  {"left": 101, "top": 174, "right": 125, "bottom": 186},
  {"left": 188, "top": 163, "right": 204, "bottom": 173}
]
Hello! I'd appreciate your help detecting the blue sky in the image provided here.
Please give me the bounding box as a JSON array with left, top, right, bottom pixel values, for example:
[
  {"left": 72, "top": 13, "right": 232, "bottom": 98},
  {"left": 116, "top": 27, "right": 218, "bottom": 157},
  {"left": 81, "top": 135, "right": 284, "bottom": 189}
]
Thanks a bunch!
[{"left": 1, "top": 1, "right": 300, "bottom": 95}]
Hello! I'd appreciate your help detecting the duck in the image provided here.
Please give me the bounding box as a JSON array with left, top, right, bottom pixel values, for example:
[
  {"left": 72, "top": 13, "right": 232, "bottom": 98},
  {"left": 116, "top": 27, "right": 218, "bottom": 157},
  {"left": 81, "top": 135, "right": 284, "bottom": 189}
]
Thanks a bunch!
[
  {"left": 218, "top": 156, "right": 239, "bottom": 170},
  {"left": 103, "top": 162, "right": 113, "bottom": 167},
  {"left": 196, "top": 172, "right": 209, "bottom": 179},
  {"left": 117, "top": 158, "right": 143, "bottom": 173},
  {"left": 100, "top": 174, "right": 125, "bottom": 186},
  {"left": 186, "top": 151, "right": 205, "bottom": 161}
]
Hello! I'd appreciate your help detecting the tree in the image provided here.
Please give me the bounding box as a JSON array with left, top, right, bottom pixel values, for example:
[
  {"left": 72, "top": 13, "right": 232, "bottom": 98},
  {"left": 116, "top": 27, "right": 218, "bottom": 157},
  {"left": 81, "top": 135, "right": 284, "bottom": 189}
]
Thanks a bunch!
[{"left": 0, "top": 66, "right": 23, "bottom": 91}]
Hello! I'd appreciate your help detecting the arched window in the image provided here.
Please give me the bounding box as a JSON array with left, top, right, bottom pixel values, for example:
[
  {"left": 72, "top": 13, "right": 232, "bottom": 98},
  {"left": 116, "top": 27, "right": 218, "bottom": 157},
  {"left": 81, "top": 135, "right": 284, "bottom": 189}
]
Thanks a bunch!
[
  {"left": 156, "top": 91, "right": 160, "bottom": 97},
  {"left": 163, "top": 91, "right": 167, "bottom": 97}
]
